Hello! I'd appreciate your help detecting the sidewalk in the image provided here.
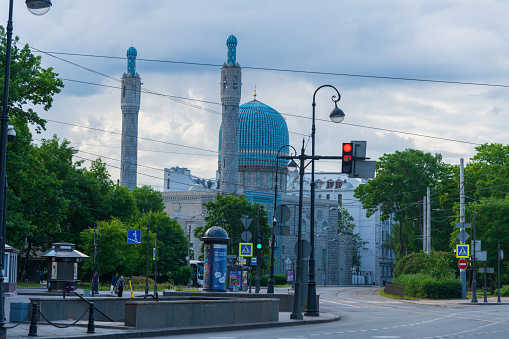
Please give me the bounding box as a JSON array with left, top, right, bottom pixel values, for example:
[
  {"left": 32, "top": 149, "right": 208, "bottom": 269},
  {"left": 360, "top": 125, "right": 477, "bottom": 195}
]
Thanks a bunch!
[
  {"left": 4, "top": 288, "right": 340, "bottom": 339},
  {"left": 399, "top": 296, "right": 509, "bottom": 306}
]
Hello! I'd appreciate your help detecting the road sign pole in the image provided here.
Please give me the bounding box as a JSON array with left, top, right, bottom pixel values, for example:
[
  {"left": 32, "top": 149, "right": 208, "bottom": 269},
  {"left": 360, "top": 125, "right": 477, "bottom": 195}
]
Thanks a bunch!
[
  {"left": 471, "top": 208, "right": 478, "bottom": 303},
  {"left": 483, "top": 260, "right": 488, "bottom": 303},
  {"left": 498, "top": 240, "right": 501, "bottom": 303},
  {"left": 459, "top": 159, "right": 466, "bottom": 299}
]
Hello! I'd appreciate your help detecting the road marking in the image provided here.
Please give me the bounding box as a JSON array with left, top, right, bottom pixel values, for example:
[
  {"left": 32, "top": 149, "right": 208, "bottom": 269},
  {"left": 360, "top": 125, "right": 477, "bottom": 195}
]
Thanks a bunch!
[{"left": 373, "top": 337, "right": 402, "bottom": 338}]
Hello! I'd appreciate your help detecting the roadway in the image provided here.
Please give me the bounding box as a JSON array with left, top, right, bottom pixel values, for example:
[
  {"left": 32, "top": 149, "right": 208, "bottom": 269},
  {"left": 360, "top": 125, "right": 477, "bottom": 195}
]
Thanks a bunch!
[{"left": 159, "top": 286, "right": 509, "bottom": 339}]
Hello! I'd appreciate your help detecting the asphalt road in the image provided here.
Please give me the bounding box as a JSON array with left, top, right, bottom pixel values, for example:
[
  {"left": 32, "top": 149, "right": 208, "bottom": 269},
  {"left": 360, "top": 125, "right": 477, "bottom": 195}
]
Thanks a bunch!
[{"left": 155, "top": 286, "right": 509, "bottom": 339}]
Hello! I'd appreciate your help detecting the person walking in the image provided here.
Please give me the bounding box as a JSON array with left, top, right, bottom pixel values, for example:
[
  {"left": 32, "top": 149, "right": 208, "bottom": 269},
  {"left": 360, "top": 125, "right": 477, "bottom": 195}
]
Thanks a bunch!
[
  {"left": 111, "top": 273, "right": 119, "bottom": 294},
  {"left": 116, "top": 276, "right": 125, "bottom": 298}
]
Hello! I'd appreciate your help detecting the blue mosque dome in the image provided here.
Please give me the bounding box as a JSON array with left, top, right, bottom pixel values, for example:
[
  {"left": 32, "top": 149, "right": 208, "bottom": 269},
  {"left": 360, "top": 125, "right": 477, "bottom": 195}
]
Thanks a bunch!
[
  {"left": 126, "top": 46, "right": 137, "bottom": 57},
  {"left": 218, "top": 96, "right": 289, "bottom": 173}
]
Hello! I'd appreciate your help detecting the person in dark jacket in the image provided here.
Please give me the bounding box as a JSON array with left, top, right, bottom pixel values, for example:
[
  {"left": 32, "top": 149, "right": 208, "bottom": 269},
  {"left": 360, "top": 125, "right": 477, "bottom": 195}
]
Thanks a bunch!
[
  {"left": 111, "top": 273, "right": 119, "bottom": 294},
  {"left": 116, "top": 276, "right": 125, "bottom": 297}
]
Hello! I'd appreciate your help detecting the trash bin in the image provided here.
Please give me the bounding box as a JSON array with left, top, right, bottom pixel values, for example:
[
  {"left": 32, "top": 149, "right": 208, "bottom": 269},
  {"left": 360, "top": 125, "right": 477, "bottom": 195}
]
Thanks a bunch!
[
  {"left": 10, "top": 303, "right": 29, "bottom": 323},
  {"left": 66, "top": 281, "right": 76, "bottom": 293}
]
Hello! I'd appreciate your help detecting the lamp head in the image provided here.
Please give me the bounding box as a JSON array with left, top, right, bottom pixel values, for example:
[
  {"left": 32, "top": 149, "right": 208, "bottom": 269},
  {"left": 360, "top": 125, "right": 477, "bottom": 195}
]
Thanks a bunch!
[
  {"left": 26, "top": 0, "right": 52, "bottom": 16},
  {"left": 287, "top": 160, "right": 298, "bottom": 172},
  {"left": 329, "top": 103, "right": 345, "bottom": 123}
]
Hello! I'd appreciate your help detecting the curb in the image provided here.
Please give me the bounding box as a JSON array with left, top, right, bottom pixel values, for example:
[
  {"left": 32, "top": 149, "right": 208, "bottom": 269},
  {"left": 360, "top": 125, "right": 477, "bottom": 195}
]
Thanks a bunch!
[{"left": 25, "top": 313, "right": 341, "bottom": 339}]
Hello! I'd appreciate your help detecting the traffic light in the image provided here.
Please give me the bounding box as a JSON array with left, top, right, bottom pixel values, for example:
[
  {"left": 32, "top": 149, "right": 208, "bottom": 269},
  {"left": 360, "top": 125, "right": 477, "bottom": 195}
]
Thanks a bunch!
[
  {"left": 256, "top": 234, "right": 262, "bottom": 250},
  {"left": 342, "top": 142, "right": 353, "bottom": 173}
]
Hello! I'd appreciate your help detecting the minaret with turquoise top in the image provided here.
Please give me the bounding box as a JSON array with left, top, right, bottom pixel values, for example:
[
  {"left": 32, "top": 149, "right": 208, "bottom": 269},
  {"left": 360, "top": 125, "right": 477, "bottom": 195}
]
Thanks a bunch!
[
  {"left": 219, "top": 35, "right": 242, "bottom": 195},
  {"left": 120, "top": 46, "right": 141, "bottom": 191}
]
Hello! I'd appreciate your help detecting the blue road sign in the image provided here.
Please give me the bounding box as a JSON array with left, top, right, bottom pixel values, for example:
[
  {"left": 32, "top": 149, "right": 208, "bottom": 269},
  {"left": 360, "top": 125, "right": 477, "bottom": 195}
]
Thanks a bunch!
[
  {"left": 127, "top": 230, "right": 142, "bottom": 244},
  {"left": 456, "top": 244, "right": 469, "bottom": 258},
  {"left": 239, "top": 243, "right": 253, "bottom": 257}
]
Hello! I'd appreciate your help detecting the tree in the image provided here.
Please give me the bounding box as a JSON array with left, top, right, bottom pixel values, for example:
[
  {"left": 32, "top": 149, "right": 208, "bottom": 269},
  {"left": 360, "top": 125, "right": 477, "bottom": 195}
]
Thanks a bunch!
[
  {"left": 1, "top": 26, "right": 64, "bottom": 132},
  {"left": 133, "top": 185, "right": 165, "bottom": 214},
  {"left": 195, "top": 194, "right": 270, "bottom": 260},
  {"left": 354, "top": 149, "right": 448, "bottom": 256},
  {"left": 338, "top": 207, "right": 367, "bottom": 268}
]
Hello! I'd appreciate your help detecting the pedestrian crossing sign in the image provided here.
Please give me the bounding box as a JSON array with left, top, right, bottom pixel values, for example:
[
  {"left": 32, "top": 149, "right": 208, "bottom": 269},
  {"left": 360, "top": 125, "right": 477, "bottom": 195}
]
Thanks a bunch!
[
  {"left": 456, "top": 244, "right": 469, "bottom": 258},
  {"left": 239, "top": 243, "right": 253, "bottom": 257}
]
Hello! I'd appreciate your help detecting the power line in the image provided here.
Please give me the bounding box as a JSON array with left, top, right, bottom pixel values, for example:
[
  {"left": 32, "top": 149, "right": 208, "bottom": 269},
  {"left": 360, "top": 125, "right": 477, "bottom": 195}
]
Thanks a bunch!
[{"left": 37, "top": 50, "right": 509, "bottom": 89}]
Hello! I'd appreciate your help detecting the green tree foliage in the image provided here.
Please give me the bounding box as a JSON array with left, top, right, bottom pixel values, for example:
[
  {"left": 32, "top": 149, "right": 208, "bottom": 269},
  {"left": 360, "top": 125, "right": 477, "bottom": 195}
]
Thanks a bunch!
[
  {"left": 338, "top": 207, "right": 367, "bottom": 268},
  {"left": 1, "top": 26, "right": 64, "bottom": 132},
  {"left": 354, "top": 149, "right": 449, "bottom": 256},
  {"left": 171, "top": 266, "right": 194, "bottom": 286},
  {"left": 195, "top": 194, "right": 270, "bottom": 257},
  {"left": 133, "top": 185, "right": 165, "bottom": 214}
]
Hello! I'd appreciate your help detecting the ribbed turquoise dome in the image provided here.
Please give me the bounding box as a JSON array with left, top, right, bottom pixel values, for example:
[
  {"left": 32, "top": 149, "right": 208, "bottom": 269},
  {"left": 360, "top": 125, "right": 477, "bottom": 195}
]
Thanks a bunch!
[
  {"left": 218, "top": 99, "right": 289, "bottom": 171},
  {"left": 226, "top": 35, "right": 238, "bottom": 46},
  {"left": 126, "top": 47, "right": 137, "bottom": 57}
]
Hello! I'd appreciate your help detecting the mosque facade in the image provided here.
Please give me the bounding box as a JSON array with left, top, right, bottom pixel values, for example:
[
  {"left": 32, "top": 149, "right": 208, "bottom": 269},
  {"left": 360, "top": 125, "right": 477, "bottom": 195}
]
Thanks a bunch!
[{"left": 160, "top": 35, "right": 366, "bottom": 285}]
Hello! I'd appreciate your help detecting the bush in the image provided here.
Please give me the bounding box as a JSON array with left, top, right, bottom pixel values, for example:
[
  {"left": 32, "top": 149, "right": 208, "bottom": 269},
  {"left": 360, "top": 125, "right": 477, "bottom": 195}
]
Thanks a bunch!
[
  {"left": 501, "top": 285, "right": 509, "bottom": 297},
  {"left": 274, "top": 274, "right": 287, "bottom": 285},
  {"left": 393, "top": 273, "right": 461, "bottom": 299},
  {"left": 394, "top": 252, "right": 456, "bottom": 279},
  {"left": 171, "top": 266, "right": 194, "bottom": 286}
]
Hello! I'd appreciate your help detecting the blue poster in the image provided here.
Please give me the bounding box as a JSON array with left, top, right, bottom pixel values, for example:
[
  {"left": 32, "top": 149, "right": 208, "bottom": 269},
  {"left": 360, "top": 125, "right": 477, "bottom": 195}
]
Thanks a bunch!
[
  {"left": 203, "top": 244, "right": 212, "bottom": 289},
  {"left": 212, "top": 244, "right": 227, "bottom": 290}
]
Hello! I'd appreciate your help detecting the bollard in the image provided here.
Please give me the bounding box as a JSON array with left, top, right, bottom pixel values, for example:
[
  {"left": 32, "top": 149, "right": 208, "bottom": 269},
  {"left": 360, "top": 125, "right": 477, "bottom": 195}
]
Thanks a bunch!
[
  {"left": 28, "top": 302, "right": 38, "bottom": 337},
  {"left": 87, "top": 302, "right": 95, "bottom": 333}
]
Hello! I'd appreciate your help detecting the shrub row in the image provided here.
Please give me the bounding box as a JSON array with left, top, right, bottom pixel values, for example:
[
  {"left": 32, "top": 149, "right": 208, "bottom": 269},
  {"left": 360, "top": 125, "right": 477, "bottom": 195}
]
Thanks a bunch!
[
  {"left": 501, "top": 285, "right": 509, "bottom": 297},
  {"left": 250, "top": 274, "right": 288, "bottom": 286},
  {"left": 393, "top": 273, "right": 461, "bottom": 299}
]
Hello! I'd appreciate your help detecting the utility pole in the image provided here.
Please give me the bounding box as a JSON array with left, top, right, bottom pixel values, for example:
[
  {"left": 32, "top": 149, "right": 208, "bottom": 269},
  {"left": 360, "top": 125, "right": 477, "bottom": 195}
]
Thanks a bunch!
[
  {"left": 423, "top": 195, "right": 427, "bottom": 253},
  {"left": 187, "top": 224, "right": 191, "bottom": 266},
  {"left": 154, "top": 230, "right": 158, "bottom": 301},
  {"left": 255, "top": 206, "right": 261, "bottom": 293},
  {"left": 498, "top": 240, "right": 501, "bottom": 303},
  {"left": 471, "top": 207, "right": 478, "bottom": 303},
  {"left": 426, "top": 187, "right": 431, "bottom": 254},
  {"left": 459, "top": 158, "right": 466, "bottom": 299},
  {"left": 145, "top": 219, "right": 150, "bottom": 298},
  {"left": 92, "top": 224, "right": 96, "bottom": 296}
]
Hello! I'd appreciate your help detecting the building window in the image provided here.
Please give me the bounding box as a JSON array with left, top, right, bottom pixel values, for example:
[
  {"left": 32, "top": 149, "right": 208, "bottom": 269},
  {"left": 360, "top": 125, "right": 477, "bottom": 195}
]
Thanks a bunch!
[
  {"left": 244, "top": 171, "right": 248, "bottom": 187},
  {"left": 322, "top": 249, "right": 327, "bottom": 271},
  {"left": 257, "top": 171, "right": 261, "bottom": 187},
  {"left": 316, "top": 181, "right": 322, "bottom": 189},
  {"left": 301, "top": 219, "right": 307, "bottom": 233},
  {"left": 322, "top": 221, "right": 327, "bottom": 233},
  {"left": 167, "top": 178, "right": 170, "bottom": 189},
  {"left": 335, "top": 181, "right": 342, "bottom": 189},
  {"left": 318, "top": 194, "right": 322, "bottom": 199},
  {"left": 326, "top": 194, "right": 330, "bottom": 200},
  {"left": 269, "top": 172, "right": 273, "bottom": 189},
  {"left": 326, "top": 181, "right": 334, "bottom": 189}
]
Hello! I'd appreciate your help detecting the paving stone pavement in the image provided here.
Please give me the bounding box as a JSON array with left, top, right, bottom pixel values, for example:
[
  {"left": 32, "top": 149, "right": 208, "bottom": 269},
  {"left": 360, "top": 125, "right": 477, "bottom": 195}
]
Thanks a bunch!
[{"left": 3, "top": 287, "right": 339, "bottom": 339}]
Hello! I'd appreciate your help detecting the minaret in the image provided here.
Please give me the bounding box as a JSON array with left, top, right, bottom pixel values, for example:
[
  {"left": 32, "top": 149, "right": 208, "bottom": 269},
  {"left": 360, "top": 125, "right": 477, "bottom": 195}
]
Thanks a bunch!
[
  {"left": 120, "top": 47, "right": 141, "bottom": 191},
  {"left": 219, "top": 35, "right": 242, "bottom": 195}
]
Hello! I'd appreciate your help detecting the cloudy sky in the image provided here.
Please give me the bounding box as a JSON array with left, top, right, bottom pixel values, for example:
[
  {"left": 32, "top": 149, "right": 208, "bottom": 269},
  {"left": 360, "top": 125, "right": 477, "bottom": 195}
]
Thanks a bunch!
[{"left": 5, "top": 0, "right": 509, "bottom": 190}]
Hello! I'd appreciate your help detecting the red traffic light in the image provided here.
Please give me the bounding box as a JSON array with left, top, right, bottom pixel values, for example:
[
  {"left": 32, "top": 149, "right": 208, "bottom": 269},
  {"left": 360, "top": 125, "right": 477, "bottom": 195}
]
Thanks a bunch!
[{"left": 343, "top": 143, "right": 353, "bottom": 153}]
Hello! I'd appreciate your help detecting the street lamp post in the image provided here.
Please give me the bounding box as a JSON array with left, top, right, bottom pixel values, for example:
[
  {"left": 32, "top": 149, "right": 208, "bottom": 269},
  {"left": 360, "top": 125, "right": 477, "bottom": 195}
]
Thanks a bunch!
[
  {"left": 1, "top": 1, "right": 52, "bottom": 337},
  {"left": 288, "top": 140, "right": 306, "bottom": 320},
  {"left": 305, "top": 85, "right": 344, "bottom": 317},
  {"left": 268, "top": 144, "right": 296, "bottom": 294}
]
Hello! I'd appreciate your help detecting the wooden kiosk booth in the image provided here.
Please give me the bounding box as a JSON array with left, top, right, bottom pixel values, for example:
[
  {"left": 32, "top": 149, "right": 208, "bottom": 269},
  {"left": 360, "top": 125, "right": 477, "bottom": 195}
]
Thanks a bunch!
[{"left": 41, "top": 242, "right": 88, "bottom": 292}]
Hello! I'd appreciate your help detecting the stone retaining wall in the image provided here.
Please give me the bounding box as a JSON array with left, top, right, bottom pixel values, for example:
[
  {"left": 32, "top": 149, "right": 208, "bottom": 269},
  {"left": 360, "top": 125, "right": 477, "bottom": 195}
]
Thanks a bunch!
[
  {"left": 384, "top": 283, "right": 404, "bottom": 298},
  {"left": 125, "top": 298, "right": 279, "bottom": 329}
]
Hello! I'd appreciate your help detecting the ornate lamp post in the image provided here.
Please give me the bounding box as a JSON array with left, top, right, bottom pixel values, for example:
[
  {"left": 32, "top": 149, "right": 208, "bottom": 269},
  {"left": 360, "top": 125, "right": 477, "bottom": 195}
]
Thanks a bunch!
[
  {"left": 1, "top": 2, "right": 52, "bottom": 337},
  {"left": 305, "top": 85, "right": 344, "bottom": 317},
  {"left": 267, "top": 144, "right": 297, "bottom": 294}
]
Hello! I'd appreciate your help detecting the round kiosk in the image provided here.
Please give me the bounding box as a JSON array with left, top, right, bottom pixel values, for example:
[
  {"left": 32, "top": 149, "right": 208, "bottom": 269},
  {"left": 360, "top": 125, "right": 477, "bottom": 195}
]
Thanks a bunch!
[{"left": 200, "top": 226, "right": 231, "bottom": 292}]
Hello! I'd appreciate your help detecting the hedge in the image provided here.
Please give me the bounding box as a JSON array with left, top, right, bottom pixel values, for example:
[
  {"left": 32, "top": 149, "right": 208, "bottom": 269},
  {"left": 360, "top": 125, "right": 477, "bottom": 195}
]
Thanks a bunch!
[{"left": 393, "top": 273, "right": 461, "bottom": 299}]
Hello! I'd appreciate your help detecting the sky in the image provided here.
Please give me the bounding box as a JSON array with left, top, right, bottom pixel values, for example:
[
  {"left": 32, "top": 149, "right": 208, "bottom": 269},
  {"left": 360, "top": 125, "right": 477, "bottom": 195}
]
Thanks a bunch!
[{"left": 4, "top": 0, "right": 509, "bottom": 190}]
